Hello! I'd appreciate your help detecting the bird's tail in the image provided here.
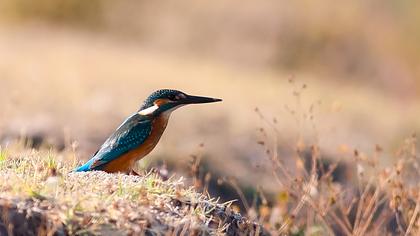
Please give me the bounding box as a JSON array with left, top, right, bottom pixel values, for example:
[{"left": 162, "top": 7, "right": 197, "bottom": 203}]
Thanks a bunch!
[{"left": 73, "top": 159, "right": 94, "bottom": 172}]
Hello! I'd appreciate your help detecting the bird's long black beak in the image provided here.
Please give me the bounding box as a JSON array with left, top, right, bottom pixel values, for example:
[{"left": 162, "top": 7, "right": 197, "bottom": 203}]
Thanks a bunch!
[{"left": 182, "top": 95, "right": 222, "bottom": 104}]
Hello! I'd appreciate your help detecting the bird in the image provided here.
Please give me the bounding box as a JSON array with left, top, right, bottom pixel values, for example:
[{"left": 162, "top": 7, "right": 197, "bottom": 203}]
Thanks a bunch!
[{"left": 75, "top": 89, "right": 222, "bottom": 174}]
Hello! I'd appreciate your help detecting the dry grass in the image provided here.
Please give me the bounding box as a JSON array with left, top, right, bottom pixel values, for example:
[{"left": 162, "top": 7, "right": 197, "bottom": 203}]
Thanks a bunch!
[
  {"left": 253, "top": 133, "right": 420, "bottom": 235},
  {"left": 238, "top": 81, "right": 420, "bottom": 235},
  {"left": 0, "top": 142, "right": 266, "bottom": 235}
]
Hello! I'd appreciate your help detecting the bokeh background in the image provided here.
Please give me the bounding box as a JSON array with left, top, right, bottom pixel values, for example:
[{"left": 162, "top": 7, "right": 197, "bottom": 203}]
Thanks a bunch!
[{"left": 1, "top": 1, "right": 419, "bottom": 204}]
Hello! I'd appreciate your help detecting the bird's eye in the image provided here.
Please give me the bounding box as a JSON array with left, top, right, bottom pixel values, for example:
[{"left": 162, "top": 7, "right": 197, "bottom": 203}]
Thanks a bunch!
[
  {"left": 175, "top": 94, "right": 186, "bottom": 100},
  {"left": 168, "top": 94, "right": 176, "bottom": 100},
  {"left": 168, "top": 93, "right": 186, "bottom": 101}
]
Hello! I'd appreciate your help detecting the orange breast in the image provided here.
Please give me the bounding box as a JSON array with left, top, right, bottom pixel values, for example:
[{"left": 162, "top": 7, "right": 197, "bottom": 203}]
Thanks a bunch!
[{"left": 102, "top": 115, "right": 169, "bottom": 173}]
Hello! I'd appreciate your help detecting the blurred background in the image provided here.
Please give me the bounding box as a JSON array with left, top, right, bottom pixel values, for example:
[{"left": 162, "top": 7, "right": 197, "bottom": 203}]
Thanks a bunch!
[{"left": 0, "top": 0, "right": 419, "bottom": 204}]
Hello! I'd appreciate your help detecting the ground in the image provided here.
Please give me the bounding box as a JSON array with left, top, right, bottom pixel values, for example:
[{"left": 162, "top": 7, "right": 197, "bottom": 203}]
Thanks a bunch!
[{"left": 0, "top": 144, "right": 267, "bottom": 235}]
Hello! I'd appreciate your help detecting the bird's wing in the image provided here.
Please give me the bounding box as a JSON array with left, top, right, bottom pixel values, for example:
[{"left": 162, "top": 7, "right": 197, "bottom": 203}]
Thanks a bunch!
[{"left": 87, "top": 114, "right": 152, "bottom": 170}]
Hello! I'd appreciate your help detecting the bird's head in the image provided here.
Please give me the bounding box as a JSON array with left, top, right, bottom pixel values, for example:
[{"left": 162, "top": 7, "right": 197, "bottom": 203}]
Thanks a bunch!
[{"left": 138, "top": 89, "right": 222, "bottom": 116}]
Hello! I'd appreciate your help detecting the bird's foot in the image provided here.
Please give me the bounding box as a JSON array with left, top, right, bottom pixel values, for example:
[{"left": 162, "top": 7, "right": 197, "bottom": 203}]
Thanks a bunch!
[{"left": 129, "top": 169, "right": 140, "bottom": 176}]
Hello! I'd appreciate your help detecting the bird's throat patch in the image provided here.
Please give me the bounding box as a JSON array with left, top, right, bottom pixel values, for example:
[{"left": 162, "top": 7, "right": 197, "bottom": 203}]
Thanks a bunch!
[{"left": 138, "top": 105, "right": 159, "bottom": 116}]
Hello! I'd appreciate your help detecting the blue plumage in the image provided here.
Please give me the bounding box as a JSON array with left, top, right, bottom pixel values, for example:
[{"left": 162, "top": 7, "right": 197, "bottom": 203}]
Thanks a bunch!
[{"left": 75, "top": 114, "right": 152, "bottom": 171}]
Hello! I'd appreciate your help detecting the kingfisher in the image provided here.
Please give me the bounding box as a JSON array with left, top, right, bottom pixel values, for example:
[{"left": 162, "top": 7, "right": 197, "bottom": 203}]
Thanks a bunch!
[{"left": 75, "top": 89, "right": 221, "bottom": 174}]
